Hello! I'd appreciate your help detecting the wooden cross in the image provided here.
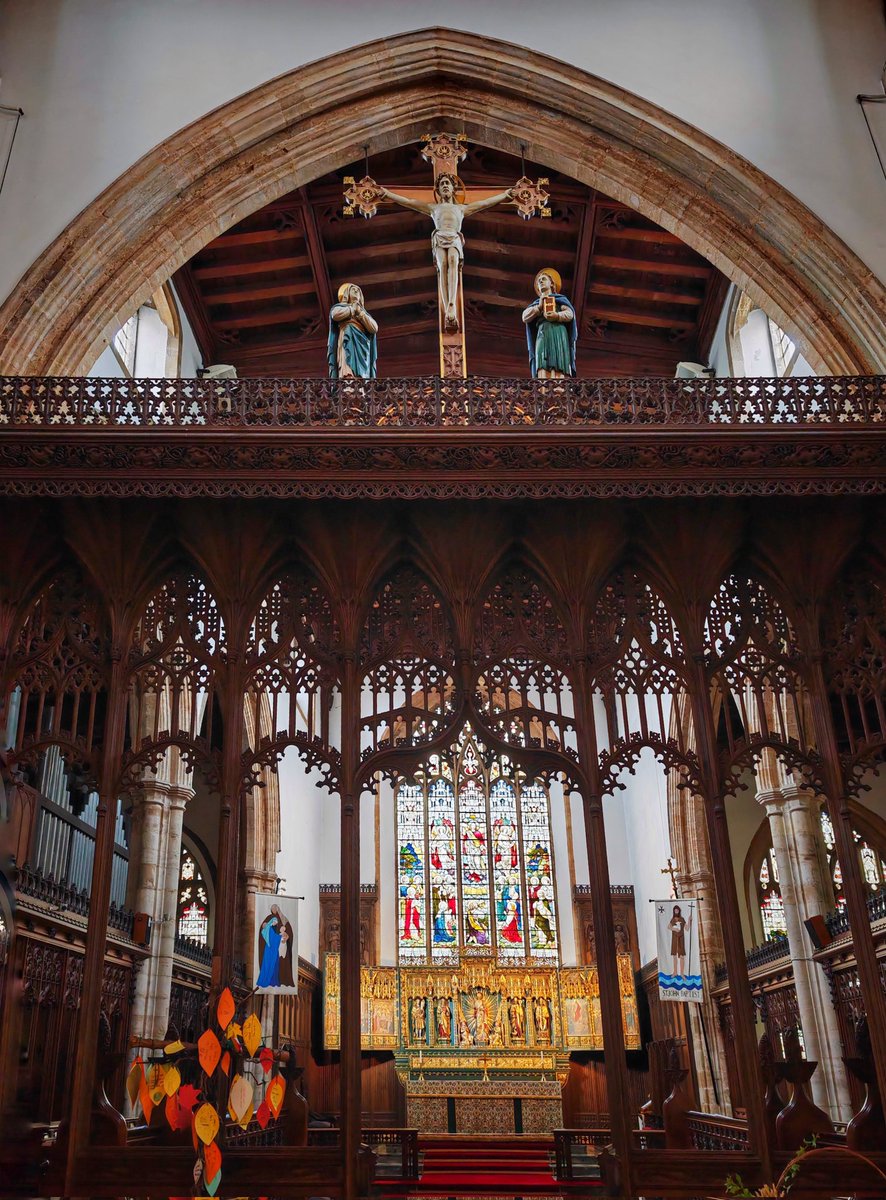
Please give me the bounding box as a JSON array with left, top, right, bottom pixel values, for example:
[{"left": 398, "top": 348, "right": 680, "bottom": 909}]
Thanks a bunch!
[{"left": 344, "top": 133, "right": 550, "bottom": 377}]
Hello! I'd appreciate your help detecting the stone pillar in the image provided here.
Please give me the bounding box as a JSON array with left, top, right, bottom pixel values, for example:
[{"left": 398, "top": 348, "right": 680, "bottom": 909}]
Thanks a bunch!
[
  {"left": 678, "top": 862, "right": 732, "bottom": 1114},
  {"left": 127, "top": 773, "right": 195, "bottom": 1047},
  {"left": 757, "top": 761, "right": 852, "bottom": 1121}
]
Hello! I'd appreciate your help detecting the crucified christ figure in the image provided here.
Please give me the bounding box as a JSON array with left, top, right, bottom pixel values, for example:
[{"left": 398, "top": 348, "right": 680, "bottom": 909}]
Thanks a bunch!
[{"left": 379, "top": 173, "right": 515, "bottom": 333}]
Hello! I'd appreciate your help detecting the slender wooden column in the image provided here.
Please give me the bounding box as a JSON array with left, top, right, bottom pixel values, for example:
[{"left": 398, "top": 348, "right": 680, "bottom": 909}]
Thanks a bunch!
[
  {"left": 807, "top": 657, "right": 886, "bottom": 1108},
  {"left": 213, "top": 657, "right": 246, "bottom": 990},
  {"left": 63, "top": 649, "right": 128, "bottom": 1194},
  {"left": 339, "top": 655, "right": 362, "bottom": 1200},
  {"left": 573, "top": 663, "right": 635, "bottom": 1199},
  {"left": 688, "top": 657, "right": 772, "bottom": 1178}
]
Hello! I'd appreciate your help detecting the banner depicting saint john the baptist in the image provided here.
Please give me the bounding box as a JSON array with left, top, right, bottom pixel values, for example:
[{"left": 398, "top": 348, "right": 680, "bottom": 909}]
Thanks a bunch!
[
  {"left": 655, "top": 898, "right": 702, "bottom": 1003},
  {"left": 253, "top": 892, "right": 299, "bottom": 994}
]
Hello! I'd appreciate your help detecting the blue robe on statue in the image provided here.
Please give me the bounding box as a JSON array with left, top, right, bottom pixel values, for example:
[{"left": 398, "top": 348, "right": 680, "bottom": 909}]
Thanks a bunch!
[
  {"left": 327, "top": 312, "right": 378, "bottom": 379},
  {"left": 257, "top": 919, "right": 281, "bottom": 987},
  {"left": 525, "top": 292, "right": 578, "bottom": 378}
]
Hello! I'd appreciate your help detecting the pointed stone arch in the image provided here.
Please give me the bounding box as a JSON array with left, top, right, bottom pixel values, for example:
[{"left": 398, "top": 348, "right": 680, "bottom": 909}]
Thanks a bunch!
[{"left": 0, "top": 28, "right": 884, "bottom": 376}]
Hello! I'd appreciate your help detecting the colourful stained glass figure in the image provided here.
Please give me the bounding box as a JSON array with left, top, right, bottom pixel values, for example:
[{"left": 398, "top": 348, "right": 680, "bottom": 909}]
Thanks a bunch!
[
  {"left": 491, "top": 779, "right": 522, "bottom": 958},
  {"left": 397, "top": 782, "right": 426, "bottom": 962},
  {"left": 521, "top": 781, "right": 558, "bottom": 960},
  {"left": 460, "top": 765, "right": 492, "bottom": 956},
  {"left": 429, "top": 778, "right": 458, "bottom": 961}
]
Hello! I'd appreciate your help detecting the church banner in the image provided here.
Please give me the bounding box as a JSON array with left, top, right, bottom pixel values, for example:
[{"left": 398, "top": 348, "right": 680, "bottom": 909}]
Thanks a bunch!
[
  {"left": 655, "top": 898, "right": 702, "bottom": 1002},
  {"left": 253, "top": 892, "right": 299, "bottom": 994}
]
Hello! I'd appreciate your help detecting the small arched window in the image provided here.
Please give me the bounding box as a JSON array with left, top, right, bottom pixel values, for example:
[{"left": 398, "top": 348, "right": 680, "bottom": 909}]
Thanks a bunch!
[
  {"left": 176, "top": 846, "right": 210, "bottom": 944},
  {"left": 109, "top": 284, "right": 182, "bottom": 378},
  {"left": 756, "top": 845, "right": 787, "bottom": 940},
  {"left": 819, "top": 810, "right": 886, "bottom": 910},
  {"left": 727, "top": 289, "right": 800, "bottom": 378}
]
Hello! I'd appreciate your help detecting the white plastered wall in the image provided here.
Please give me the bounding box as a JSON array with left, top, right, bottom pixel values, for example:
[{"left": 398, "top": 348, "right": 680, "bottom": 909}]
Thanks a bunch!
[{"left": 0, "top": 0, "right": 884, "bottom": 311}]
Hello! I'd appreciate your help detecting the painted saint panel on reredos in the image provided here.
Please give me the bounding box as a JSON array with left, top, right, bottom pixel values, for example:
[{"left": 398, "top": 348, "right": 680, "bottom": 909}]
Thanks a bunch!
[{"left": 253, "top": 891, "right": 299, "bottom": 994}]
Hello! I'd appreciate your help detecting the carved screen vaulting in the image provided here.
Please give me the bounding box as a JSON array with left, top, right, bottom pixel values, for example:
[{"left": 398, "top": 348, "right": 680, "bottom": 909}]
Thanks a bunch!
[{"left": 396, "top": 725, "right": 559, "bottom": 967}]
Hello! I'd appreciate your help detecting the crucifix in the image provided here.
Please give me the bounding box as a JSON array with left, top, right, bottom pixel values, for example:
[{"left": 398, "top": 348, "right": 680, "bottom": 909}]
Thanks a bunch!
[
  {"left": 344, "top": 133, "right": 551, "bottom": 377},
  {"left": 661, "top": 855, "right": 681, "bottom": 899}
]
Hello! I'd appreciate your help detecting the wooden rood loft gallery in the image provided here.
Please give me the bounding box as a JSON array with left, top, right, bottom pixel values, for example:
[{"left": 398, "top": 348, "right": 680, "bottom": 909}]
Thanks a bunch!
[{"left": 174, "top": 142, "right": 729, "bottom": 378}]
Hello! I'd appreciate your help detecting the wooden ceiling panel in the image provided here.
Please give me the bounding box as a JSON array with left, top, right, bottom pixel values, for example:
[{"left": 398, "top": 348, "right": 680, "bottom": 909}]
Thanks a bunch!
[{"left": 174, "top": 142, "right": 727, "bottom": 377}]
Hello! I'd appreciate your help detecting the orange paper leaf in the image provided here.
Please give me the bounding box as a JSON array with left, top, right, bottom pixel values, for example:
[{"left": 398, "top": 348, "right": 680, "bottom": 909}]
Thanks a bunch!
[
  {"left": 204, "top": 1139, "right": 222, "bottom": 1183},
  {"left": 165, "top": 1092, "right": 186, "bottom": 1131},
  {"left": 220, "top": 1051, "right": 231, "bottom": 1077},
  {"left": 216, "top": 987, "right": 236, "bottom": 1031},
  {"left": 198, "top": 1028, "right": 222, "bottom": 1077},
  {"left": 138, "top": 1077, "right": 154, "bottom": 1125},
  {"left": 266, "top": 1075, "right": 286, "bottom": 1119},
  {"left": 242, "top": 1013, "right": 262, "bottom": 1057},
  {"left": 194, "top": 1102, "right": 220, "bottom": 1145}
]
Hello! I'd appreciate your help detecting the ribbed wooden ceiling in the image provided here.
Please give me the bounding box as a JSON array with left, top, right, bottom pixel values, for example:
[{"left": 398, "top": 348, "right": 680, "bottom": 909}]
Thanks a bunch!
[{"left": 174, "top": 142, "right": 728, "bottom": 377}]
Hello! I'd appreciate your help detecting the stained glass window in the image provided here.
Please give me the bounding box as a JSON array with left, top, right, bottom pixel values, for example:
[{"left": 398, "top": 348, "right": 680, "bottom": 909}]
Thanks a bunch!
[
  {"left": 818, "top": 809, "right": 886, "bottom": 910},
  {"left": 757, "top": 846, "right": 787, "bottom": 940},
  {"left": 395, "top": 725, "right": 559, "bottom": 965},
  {"left": 177, "top": 848, "right": 210, "bottom": 944}
]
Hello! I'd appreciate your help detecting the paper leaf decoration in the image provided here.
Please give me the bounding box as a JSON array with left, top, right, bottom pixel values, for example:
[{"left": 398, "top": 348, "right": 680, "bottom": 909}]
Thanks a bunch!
[
  {"left": 255, "top": 1099, "right": 271, "bottom": 1130},
  {"left": 204, "top": 1140, "right": 222, "bottom": 1185},
  {"left": 165, "top": 1093, "right": 186, "bottom": 1131},
  {"left": 228, "top": 1075, "right": 253, "bottom": 1125},
  {"left": 237, "top": 1102, "right": 254, "bottom": 1131},
  {"left": 126, "top": 1056, "right": 144, "bottom": 1108},
  {"left": 163, "top": 1065, "right": 181, "bottom": 1097},
  {"left": 198, "top": 1028, "right": 222, "bottom": 1077},
  {"left": 220, "top": 1051, "right": 231, "bottom": 1077},
  {"left": 194, "top": 1102, "right": 220, "bottom": 1145},
  {"left": 217, "top": 987, "right": 236, "bottom": 1031},
  {"left": 266, "top": 1075, "right": 286, "bottom": 1120},
  {"left": 243, "top": 1013, "right": 262, "bottom": 1057},
  {"left": 259, "top": 1047, "right": 274, "bottom": 1075},
  {"left": 205, "top": 1170, "right": 221, "bottom": 1197},
  {"left": 226, "top": 1021, "right": 243, "bottom": 1045},
  {"left": 147, "top": 1063, "right": 166, "bottom": 1106},
  {"left": 138, "top": 1076, "right": 154, "bottom": 1125},
  {"left": 178, "top": 1083, "right": 200, "bottom": 1114},
  {"left": 164, "top": 1039, "right": 185, "bottom": 1056}
]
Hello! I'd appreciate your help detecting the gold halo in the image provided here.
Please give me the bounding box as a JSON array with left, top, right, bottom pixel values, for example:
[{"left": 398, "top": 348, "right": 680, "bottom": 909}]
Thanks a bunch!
[
  {"left": 535, "top": 267, "right": 562, "bottom": 294},
  {"left": 337, "top": 282, "right": 360, "bottom": 303}
]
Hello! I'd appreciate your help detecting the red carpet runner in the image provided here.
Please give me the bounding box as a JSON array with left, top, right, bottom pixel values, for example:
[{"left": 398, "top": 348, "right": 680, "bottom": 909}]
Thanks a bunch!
[{"left": 381, "top": 1135, "right": 600, "bottom": 1195}]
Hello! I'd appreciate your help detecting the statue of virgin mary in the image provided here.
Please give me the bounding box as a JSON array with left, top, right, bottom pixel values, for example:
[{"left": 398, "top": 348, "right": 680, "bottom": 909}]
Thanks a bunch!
[{"left": 327, "top": 282, "right": 378, "bottom": 379}]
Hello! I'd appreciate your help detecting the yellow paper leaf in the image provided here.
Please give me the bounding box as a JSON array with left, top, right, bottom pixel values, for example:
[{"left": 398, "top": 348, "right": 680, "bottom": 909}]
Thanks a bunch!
[
  {"left": 198, "top": 1028, "right": 222, "bottom": 1077},
  {"left": 228, "top": 1074, "right": 253, "bottom": 1124},
  {"left": 237, "top": 1102, "right": 254, "bottom": 1131},
  {"left": 163, "top": 1065, "right": 181, "bottom": 1097},
  {"left": 225, "top": 1021, "right": 243, "bottom": 1045},
  {"left": 147, "top": 1063, "right": 166, "bottom": 1106},
  {"left": 216, "top": 987, "right": 236, "bottom": 1031},
  {"left": 194, "top": 1102, "right": 220, "bottom": 1146},
  {"left": 164, "top": 1039, "right": 185, "bottom": 1056},
  {"left": 242, "top": 1013, "right": 262, "bottom": 1058}
]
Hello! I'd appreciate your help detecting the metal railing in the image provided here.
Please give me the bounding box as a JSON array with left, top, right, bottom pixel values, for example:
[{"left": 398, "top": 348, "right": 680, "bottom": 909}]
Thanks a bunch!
[{"left": 1, "top": 375, "right": 884, "bottom": 430}]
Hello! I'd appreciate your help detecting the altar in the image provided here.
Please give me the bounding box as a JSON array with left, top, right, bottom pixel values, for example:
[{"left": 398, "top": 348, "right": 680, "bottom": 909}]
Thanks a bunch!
[{"left": 323, "top": 953, "right": 640, "bottom": 1134}]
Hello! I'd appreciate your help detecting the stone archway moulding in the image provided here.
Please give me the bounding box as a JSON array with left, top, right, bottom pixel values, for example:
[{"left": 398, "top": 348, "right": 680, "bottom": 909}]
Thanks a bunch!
[{"left": 1, "top": 27, "right": 884, "bottom": 376}]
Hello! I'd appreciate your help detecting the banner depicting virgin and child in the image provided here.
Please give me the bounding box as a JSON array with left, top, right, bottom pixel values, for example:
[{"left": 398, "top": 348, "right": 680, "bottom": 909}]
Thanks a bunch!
[{"left": 253, "top": 892, "right": 299, "bottom": 994}]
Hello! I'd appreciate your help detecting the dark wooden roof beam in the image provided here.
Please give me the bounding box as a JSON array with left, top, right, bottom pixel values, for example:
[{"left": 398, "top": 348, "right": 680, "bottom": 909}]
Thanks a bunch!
[
  {"left": 589, "top": 280, "right": 704, "bottom": 307},
  {"left": 193, "top": 255, "right": 310, "bottom": 280},
  {"left": 204, "top": 279, "right": 321, "bottom": 306},
  {"left": 593, "top": 255, "right": 711, "bottom": 278},
  {"left": 585, "top": 304, "right": 697, "bottom": 330}
]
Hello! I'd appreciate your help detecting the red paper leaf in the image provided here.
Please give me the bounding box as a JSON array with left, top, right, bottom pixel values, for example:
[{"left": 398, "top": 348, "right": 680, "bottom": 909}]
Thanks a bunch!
[
  {"left": 165, "top": 1092, "right": 185, "bottom": 1131},
  {"left": 259, "top": 1047, "right": 274, "bottom": 1075},
  {"left": 255, "top": 1099, "right": 271, "bottom": 1130},
  {"left": 204, "top": 1139, "right": 222, "bottom": 1183},
  {"left": 178, "top": 1083, "right": 200, "bottom": 1114}
]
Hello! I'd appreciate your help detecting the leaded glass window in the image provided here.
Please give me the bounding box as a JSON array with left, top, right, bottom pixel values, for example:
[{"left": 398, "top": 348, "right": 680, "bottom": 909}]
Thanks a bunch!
[
  {"left": 396, "top": 725, "right": 559, "bottom": 965},
  {"left": 177, "top": 848, "right": 209, "bottom": 943},
  {"left": 820, "top": 809, "right": 886, "bottom": 909},
  {"left": 757, "top": 845, "right": 787, "bottom": 940}
]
